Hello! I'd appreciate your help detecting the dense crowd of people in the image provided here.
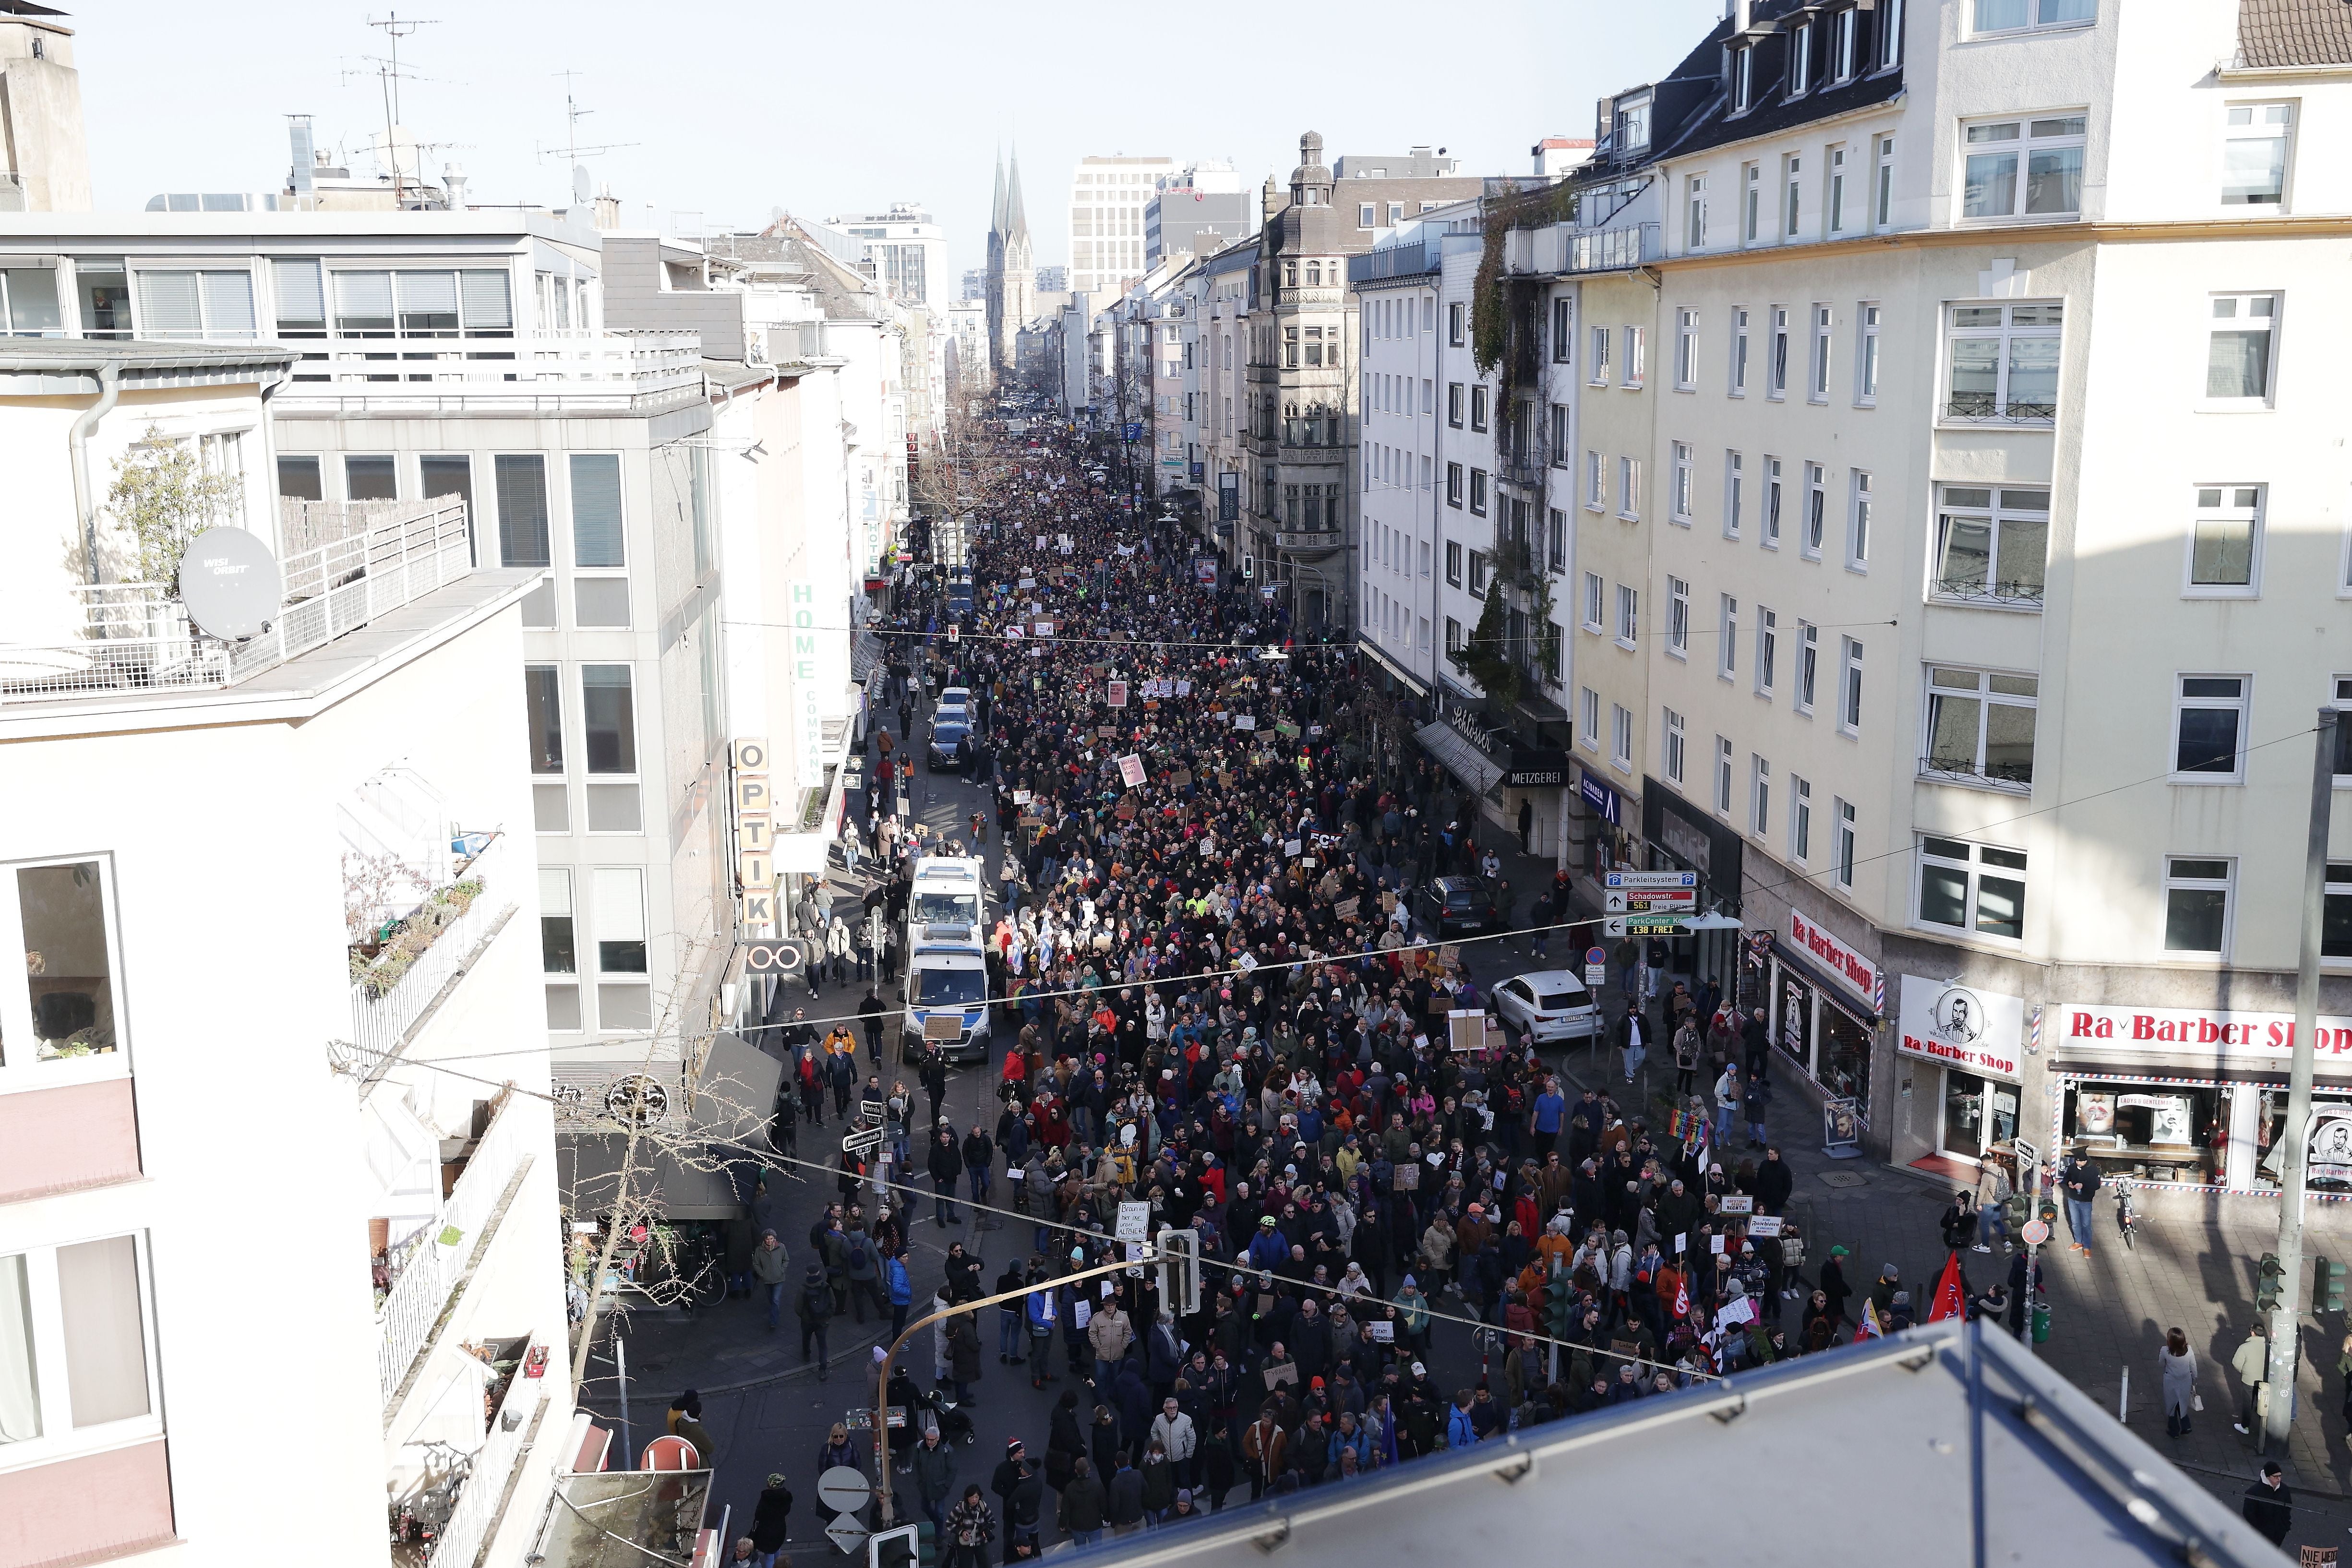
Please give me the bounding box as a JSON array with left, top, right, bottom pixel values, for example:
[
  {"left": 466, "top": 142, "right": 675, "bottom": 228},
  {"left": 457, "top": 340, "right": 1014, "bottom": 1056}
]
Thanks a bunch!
[{"left": 730, "top": 418, "right": 1897, "bottom": 1568}]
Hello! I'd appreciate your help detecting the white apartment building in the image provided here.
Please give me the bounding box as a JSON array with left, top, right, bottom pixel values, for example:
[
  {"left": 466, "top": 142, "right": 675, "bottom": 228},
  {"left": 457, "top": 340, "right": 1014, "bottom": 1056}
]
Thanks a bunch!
[
  {"left": 1068, "top": 155, "right": 1179, "bottom": 298},
  {"left": 1188, "top": 239, "right": 1259, "bottom": 575},
  {"left": 1509, "top": 0, "right": 2352, "bottom": 1179},
  {"left": 826, "top": 202, "right": 948, "bottom": 309},
  {"left": 0, "top": 341, "right": 571, "bottom": 1568},
  {"left": 1349, "top": 217, "right": 1448, "bottom": 698}
]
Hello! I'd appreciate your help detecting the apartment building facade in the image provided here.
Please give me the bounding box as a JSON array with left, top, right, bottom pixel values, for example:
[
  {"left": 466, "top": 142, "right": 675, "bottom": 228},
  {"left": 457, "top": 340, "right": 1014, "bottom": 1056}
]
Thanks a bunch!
[
  {"left": 0, "top": 341, "right": 570, "bottom": 1568},
  {"left": 1506, "top": 0, "right": 2352, "bottom": 1176}
]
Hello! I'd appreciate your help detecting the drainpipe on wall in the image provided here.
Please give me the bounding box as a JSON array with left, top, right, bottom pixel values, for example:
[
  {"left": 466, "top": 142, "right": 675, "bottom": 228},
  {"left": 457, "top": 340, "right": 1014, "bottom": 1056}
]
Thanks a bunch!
[{"left": 69, "top": 360, "right": 122, "bottom": 585}]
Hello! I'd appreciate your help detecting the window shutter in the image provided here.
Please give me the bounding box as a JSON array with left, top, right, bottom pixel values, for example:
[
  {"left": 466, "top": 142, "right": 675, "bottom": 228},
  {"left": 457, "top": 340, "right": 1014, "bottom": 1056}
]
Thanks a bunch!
[
  {"left": 460, "top": 269, "right": 513, "bottom": 331},
  {"left": 394, "top": 269, "right": 458, "bottom": 323},
  {"left": 332, "top": 270, "right": 394, "bottom": 332},
  {"left": 200, "top": 272, "right": 256, "bottom": 338},
  {"left": 593, "top": 867, "right": 646, "bottom": 942},
  {"left": 569, "top": 453, "right": 624, "bottom": 567},
  {"left": 271, "top": 258, "right": 325, "bottom": 330},
  {"left": 134, "top": 271, "right": 201, "bottom": 338}
]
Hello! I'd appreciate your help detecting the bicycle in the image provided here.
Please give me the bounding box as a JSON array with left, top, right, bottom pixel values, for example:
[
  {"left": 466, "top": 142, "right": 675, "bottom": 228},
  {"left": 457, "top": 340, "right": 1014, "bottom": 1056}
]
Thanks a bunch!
[{"left": 2114, "top": 1185, "right": 2141, "bottom": 1251}]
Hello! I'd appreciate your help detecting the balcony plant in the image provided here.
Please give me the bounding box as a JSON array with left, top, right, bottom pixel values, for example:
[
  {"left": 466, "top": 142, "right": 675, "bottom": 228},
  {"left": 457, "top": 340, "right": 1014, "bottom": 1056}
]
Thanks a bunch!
[
  {"left": 346, "top": 851, "right": 486, "bottom": 1000},
  {"left": 104, "top": 424, "right": 246, "bottom": 594}
]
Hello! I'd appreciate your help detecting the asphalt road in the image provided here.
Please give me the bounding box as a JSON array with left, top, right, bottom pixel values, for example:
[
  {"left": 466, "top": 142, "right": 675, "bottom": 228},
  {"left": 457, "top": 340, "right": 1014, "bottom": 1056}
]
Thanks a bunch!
[{"left": 581, "top": 702, "right": 1592, "bottom": 1556}]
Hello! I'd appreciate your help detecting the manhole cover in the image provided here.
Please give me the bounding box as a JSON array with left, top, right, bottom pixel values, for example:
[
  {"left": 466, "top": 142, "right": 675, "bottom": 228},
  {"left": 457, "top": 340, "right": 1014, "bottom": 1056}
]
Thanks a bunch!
[{"left": 1817, "top": 1170, "right": 1870, "bottom": 1188}]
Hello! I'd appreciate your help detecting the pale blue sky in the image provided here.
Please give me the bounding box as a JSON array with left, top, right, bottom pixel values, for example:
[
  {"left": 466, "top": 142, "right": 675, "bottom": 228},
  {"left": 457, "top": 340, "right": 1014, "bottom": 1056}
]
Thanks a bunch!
[{"left": 77, "top": 0, "right": 1726, "bottom": 279}]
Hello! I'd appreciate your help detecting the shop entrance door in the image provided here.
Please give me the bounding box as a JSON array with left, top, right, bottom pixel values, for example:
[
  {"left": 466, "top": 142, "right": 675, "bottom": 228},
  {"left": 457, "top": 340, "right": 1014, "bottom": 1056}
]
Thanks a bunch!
[{"left": 1939, "top": 1070, "right": 2021, "bottom": 1162}]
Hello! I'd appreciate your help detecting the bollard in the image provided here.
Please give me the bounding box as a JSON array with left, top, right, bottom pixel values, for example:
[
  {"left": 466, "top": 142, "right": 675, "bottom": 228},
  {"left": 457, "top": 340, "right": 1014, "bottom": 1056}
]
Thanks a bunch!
[{"left": 2118, "top": 1364, "right": 2129, "bottom": 1424}]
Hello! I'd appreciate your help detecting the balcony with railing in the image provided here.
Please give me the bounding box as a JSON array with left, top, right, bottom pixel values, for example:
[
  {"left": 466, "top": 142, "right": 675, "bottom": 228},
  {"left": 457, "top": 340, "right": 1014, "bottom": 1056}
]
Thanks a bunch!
[
  {"left": 0, "top": 499, "right": 473, "bottom": 705},
  {"left": 1938, "top": 393, "right": 2058, "bottom": 427},
  {"left": 346, "top": 833, "right": 520, "bottom": 1082},
  {"left": 1274, "top": 530, "right": 1344, "bottom": 555},
  {"left": 375, "top": 1090, "right": 536, "bottom": 1410},
  {"left": 274, "top": 329, "right": 703, "bottom": 416},
  {"left": 396, "top": 1334, "right": 554, "bottom": 1568},
  {"left": 1504, "top": 220, "right": 1664, "bottom": 278}
]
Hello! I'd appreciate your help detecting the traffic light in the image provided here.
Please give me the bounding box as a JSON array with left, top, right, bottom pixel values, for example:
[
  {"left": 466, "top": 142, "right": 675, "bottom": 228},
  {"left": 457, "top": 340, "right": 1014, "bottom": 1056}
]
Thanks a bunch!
[
  {"left": 1546, "top": 1264, "right": 1577, "bottom": 1341},
  {"left": 2256, "top": 1252, "right": 2286, "bottom": 1313},
  {"left": 2318, "top": 1256, "right": 2348, "bottom": 1316},
  {"left": 2002, "top": 1193, "right": 2029, "bottom": 1230},
  {"left": 1156, "top": 1226, "right": 1201, "bottom": 1317}
]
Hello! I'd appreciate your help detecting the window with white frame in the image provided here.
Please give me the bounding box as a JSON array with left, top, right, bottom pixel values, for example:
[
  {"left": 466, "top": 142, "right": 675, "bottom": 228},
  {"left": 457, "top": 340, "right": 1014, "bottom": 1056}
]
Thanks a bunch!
[
  {"left": 1834, "top": 6, "right": 1860, "bottom": 79},
  {"left": 1757, "top": 608, "right": 1779, "bottom": 697},
  {"left": 1668, "top": 577, "right": 1690, "bottom": 657},
  {"left": 1828, "top": 145, "right": 1850, "bottom": 234},
  {"left": 1446, "top": 616, "right": 1464, "bottom": 654},
  {"left": 131, "top": 267, "right": 257, "bottom": 339},
  {"left": 1687, "top": 178, "right": 1708, "bottom": 251},
  {"left": 1922, "top": 666, "right": 2039, "bottom": 788},
  {"left": 1715, "top": 735, "right": 1735, "bottom": 814},
  {"left": 0, "top": 1233, "right": 161, "bottom": 1468},
  {"left": 1856, "top": 303, "right": 1881, "bottom": 403},
  {"left": 1580, "top": 687, "right": 1602, "bottom": 750},
  {"left": 1744, "top": 164, "right": 1763, "bottom": 242},
  {"left": 1616, "top": 584, "right": 1639, "bottom": 649},
  {"left": 1583, "top": 573, "right": 1605, "bottom": 632},
  {"left": 1725, "top": 451, "right": 1744, "bottom": 539},
  {"left": 2187, "top": 484, "right": 2265, "bottom": 594},
  {"left": 1875, "top": 134, "right": 1897, "bottom": 227},
  {"left": 1768, "top": 306, "right": 1789, "bottom": 397},
  {"left": 2172, "top": 674, "right": 2250, "bottom": 780},
  {"left": 1946, "top": 301, "right": 2062, "bottom": 422},
  {"left": 1881, "top": 0, "right": 1906, "bottom": 65},
  {"left": 1585, "top": 451, "right": 1605, "bottom": 510},
  {"left": 1791, "top": 776, "right": 1813, "bottom": 862},
  {"left": 1675, "top": 308, "right": 1699, "bottom": 388},
  {"left": 1752, "top": 755, "right": 1772, "bottom": 837},
  {"left": 1619, "top": 456, "right": 1641, "bottom": 520},
  {"left": 1916, "top": 836, "right": 2027, "bottom": 940},
  {"left": 1764, "top": 457, "right": 1783, "bottom": 547},
  {"left": 1549, "top": 403, "right": 1571, "bottom": 467},
  {"left": 1810, "top": 304, "right": 1833, "bottom": 400},
  {"left": 1623, "top": 325, "right": 1646, "bottom": 387},
  {"left": 1971, "top": 0, "right": 2094, "bottom": 36},
  {"left": 2162, "top": 857, "right": 2235, "bottom": 956},
  {"left": 1732, "top": 47, "right": 1755, "bottom": 114},
  {"left": 1847, "top": 470, "right": 1872, "bottom": 569},
  {"left": 1934, "top": 485, "right": 2050, "bottom": 606},
  {"left": 1730, "top": 306, "right": 1750, "bottom": 395},
  {"left": 1803, "top": 462, "right": 1826, "bottom": 557},
  {"left": 2333, "top": 676, "right": 2352, "bottom": 784},
  {"left": 1789, "top": 21, "right": 1814, "bottom": 95},
  {"left": 1798, "top": 622, "right": 1819, "bottom": 711},
  {"left": 1719, "top": 595, "right": 1739, "bottom": 679},
  {"left": 1589, "top": 325, "right": 1611, "bottom": 384},
  {"left": 1784, "top": 155, "right": 1803, "bottom": 236},
  {"left": 1664, "top": 708, "right": 1687, "bottom": 783},
  {"left": 541, "top": 868, "right": 580, "bottom": 1029},
  {"left": 1611, "top": 705, "right": 1634, "bottom": 769},
  {"left": 2221, "top": 103, "right": 2293, "bottom": 208},
  {"left": 1469, "top": 547, "right": 1489, "bottom": 592},
  {"left": 1670, "top": 442, "right": 1693, "bottom": 522},
  {"left": 1445, "top": 540, "right": 1463, "bottom": 585},
  {"left": 1960, "top": 115, "right": 2086, "bottom": 220},
  {"left": 1839, "top": 637, "right": 1864, "bottom": 732},
  {"left": 1547, "top": 507, "right": 1566, "bottom": 572},
  {"left": 2205, "top": 294, "right": 2278, "bottom": 403},
  {"left": 1552, "top": 297, "right": 1574, "bottom": 362},
  {"left": 0, "top": 854, "right": 129, "bottom": 1074}
]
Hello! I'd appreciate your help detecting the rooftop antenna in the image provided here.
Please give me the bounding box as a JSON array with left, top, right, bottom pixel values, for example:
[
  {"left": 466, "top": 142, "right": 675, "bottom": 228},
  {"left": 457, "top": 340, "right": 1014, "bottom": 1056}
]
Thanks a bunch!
[
  {"left": 365, "top": 13, "right": 438, "bottom": 209},
  {"left": 538, "top": 71, "right": 639, "bottom": 208}
]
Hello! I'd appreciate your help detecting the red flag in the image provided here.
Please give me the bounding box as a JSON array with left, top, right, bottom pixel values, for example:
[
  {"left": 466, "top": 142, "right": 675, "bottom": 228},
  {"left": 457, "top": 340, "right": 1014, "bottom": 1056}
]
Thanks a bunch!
[
  {"left": 1672, "top": 1273, "right": 1689, "bottom": 1322},
  {"left": 1927, "top": 1250, "right": 1967, "bottom": 1324}
]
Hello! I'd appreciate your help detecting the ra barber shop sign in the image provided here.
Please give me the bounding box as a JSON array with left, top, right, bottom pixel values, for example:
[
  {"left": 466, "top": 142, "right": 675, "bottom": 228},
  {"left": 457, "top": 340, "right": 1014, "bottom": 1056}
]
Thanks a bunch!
[
  {"left": 1788, "top": 908, "right": 1884, "bottom": 1015},
  {"left": 2051, "top": 1001, "right": 2352, "bottom": 1065},
  {"left": 1897, "top": 975, "right": 2026, "bottom": 1081}
]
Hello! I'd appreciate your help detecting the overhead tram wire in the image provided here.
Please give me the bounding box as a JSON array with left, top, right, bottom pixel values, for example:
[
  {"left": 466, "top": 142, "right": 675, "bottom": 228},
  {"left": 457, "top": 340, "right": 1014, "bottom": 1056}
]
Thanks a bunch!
[
  {"left": 362, "top": 720, "right": 2326, "bottom": 1072},
  {"left": 331, "top": 1034, "right": 1713, "bottom": 1386}
]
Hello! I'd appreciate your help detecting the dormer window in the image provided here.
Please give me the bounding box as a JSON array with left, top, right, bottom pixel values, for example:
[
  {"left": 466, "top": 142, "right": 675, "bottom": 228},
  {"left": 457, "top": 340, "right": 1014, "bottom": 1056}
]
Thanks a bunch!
[
  {"left": 1614, "top": 95, "right": 1652, "bottom": 151},
  {"left": 1789, "top": 22, "right": 1814, "bottom": 95},
  {"left": 1833, "top": 6, "right": 1859, "bottom": 81},
  {"left": 1731, "top": 46, "right": 1755, "bottom": 113}
]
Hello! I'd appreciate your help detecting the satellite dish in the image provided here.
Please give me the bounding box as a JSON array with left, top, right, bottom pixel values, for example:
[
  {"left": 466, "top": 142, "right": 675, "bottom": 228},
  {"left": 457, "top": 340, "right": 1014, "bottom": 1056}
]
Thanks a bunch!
[
  {"left": 573, "top": 163, "right": 593, "bottom": 204},
  {"left": 177, "top": 527, "right": 281, "bottom": 640}
]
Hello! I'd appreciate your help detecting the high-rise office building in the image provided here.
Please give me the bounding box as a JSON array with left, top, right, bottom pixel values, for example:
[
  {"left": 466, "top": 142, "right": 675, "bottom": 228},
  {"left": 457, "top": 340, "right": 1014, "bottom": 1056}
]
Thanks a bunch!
[
  {"left": 827, "top": 202, "right": 947, "bottom": 307},
  {"left": 1068, "top": 155, "right": 1177, "bottom": 297}
]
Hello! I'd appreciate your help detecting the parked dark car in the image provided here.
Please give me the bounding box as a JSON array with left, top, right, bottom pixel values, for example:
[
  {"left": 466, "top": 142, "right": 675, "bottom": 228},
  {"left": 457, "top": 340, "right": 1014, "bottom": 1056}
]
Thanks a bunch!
[
  {"left": 926, "top": 721, "right": 971, "bottom": 772},
  {"left": 1416, "top": 874, "right": 1500, "bottom": 937}
]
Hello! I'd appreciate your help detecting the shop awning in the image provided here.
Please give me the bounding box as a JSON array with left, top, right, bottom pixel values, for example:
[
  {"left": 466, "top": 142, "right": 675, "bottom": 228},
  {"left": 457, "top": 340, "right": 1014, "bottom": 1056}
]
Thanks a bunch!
[
  {"left": 1415, "top": 720, "right": 1503, "bottom": 797},
  {"left": 1361, "top": 640, "right": 1429, "bottom": 697},
  {"left": 850, "top": 628, "right": 886, "bottom": 682}
]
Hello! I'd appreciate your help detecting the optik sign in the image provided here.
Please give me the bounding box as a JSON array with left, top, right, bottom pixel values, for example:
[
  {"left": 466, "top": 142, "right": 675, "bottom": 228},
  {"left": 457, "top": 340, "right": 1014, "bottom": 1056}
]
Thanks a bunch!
[{"left": 790, "top": 582, "right": 826, "bottom": 788}]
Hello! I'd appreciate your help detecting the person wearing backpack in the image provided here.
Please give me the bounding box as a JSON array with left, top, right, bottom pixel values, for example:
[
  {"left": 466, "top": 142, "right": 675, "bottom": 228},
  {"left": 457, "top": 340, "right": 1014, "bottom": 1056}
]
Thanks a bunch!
[{"left": 795, "top": 1263, "right": 836, "bottom": 1379}]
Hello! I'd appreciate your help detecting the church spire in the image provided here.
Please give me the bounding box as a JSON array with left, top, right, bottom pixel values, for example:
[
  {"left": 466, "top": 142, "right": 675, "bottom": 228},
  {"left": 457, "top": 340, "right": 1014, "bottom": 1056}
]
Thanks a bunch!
[
  {"left": 991, "top": 147, "right": 1007, "bottom": 238},
  {"left": 1005, "top": 144, "right": 1029, "bottom": 243}
]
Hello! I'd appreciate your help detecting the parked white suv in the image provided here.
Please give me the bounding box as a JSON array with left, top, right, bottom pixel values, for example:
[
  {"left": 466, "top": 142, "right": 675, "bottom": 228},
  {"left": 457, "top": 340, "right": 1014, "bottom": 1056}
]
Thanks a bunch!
[{"left": 1492, "top": 970, "right": 1601, "bottom": 1045}]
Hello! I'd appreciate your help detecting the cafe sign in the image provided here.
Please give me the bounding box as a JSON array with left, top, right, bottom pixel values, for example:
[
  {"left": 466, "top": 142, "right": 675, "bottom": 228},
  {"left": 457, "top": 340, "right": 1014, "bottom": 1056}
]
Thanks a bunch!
[{"left": 1896, "top": 975, "right": 2024, "bottom": 1082}]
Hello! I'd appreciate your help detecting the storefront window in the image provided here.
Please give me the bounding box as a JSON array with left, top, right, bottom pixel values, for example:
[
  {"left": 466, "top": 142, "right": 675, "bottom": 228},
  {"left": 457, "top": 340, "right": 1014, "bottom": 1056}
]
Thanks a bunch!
[
  {"left": 2255, "top": 1091, "right": 2352, "bottom": 1193},
  {"left": 1939, "top": 1070, "right": 2019, "bottom": 1159},
  {"left": 2064, "top": 1079, "right": 2224, "bottom": 1185},
  {"left": 1776, "top": 974, "right": 1815, "bottom": 1073},
  {"left": 1818, "top": 1004, "right": 1872, "bottom": 1113}
]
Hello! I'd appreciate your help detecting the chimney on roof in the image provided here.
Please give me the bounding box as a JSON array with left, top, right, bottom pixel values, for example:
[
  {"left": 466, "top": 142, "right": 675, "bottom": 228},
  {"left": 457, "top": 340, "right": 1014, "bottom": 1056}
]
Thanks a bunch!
[
  {"left": 444, "top": 162, "right": 467, "bottom": 209},
  {"left": 288, "top": 115, "right": 315, "bottom": 198},
  {"left": 593, "top": 181, "right": 619, "bottom": 230}
]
